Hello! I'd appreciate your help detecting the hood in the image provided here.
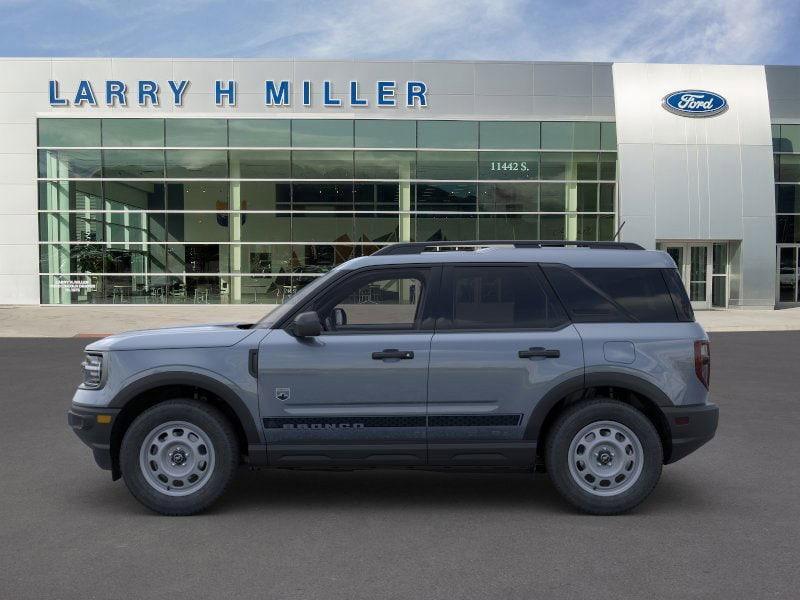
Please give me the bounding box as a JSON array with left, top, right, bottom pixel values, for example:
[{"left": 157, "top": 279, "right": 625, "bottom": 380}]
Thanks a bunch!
[{"left": 85, "top": 323, "right": 258, "bottom": 351}]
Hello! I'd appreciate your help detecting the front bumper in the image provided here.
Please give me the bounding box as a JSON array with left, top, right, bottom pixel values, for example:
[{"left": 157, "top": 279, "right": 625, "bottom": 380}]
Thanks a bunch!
[
  {"left": 68, "top": 405, "right": 121, "bottom": 471},
  {"left": 662, "top": 402, "right": 719, "bottom": 464}
]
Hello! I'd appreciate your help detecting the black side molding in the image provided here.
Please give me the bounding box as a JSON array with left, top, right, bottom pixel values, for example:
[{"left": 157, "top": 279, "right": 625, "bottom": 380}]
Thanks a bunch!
[{"left": 248, "top": 349, "right": 258, "bottom": 378}]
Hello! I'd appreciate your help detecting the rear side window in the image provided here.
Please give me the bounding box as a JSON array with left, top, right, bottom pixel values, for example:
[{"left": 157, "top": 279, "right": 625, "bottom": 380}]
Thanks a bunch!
[
  {"left": 541, "top": 265, "right": 627, "bottom": 322},
  {"left": 662, "top": 268, "right": 695, "bottom": 322},
  {"left": 443, "top": 266, "right": 568, "bottom": 330},
  {"left": 577, "top": 268, "right": 679, "bottom": 322}
]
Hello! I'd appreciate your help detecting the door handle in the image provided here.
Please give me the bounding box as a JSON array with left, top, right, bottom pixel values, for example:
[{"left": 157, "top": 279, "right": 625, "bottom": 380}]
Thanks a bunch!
[
  {"left": 518, "top": 347, "right": 560, "bottom": 359},
  {"left": 372, "top": 349, "right": 414, "bottom": 360}
]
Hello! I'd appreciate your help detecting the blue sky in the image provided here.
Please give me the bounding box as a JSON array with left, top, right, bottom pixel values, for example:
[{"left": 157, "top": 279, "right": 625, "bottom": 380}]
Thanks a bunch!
[{"left": 1, "top": 0, "right": 798, "bottom": 65}]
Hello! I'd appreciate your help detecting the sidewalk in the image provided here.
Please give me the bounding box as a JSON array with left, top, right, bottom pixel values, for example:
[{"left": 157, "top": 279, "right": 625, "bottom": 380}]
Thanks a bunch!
[{"left": 2, "top": 304, "right": 800, "bottom": 337}]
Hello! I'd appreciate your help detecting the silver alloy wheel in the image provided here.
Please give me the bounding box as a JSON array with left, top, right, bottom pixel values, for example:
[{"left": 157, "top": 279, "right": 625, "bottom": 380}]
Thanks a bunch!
[
  {"left": 567, "top": 420, "right": 644, "bottom": 497},
  {"left": 138, "top": 420, "right": 216, "bottom": 497}
]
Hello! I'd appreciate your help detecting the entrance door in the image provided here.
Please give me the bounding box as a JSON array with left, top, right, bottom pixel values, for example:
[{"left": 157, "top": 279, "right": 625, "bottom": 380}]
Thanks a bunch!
[{"left": 660, "top": 242, "right": 713, "bottom": 309}]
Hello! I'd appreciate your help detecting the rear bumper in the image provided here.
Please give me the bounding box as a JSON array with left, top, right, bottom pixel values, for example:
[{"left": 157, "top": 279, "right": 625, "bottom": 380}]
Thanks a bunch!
[
  {"left": 662, "top": 402, "right": 719, "bottom": 464},
  {"left": 68, "top": 405, "right": 121, "bottom": 471}
]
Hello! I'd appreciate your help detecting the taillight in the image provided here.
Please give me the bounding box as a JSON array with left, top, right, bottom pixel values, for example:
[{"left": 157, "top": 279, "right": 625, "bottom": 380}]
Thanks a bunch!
[{"left": 694, "top": 340, "right": 710, "bottom": 389}]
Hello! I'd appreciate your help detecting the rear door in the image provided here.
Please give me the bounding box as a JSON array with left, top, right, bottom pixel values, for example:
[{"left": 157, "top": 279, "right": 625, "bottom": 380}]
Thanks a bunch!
[
  {"left": 427, "top": 264, "right": 584, "bottom": 466},
  {"left": 258, "top": 266, "right": 438, "bottom": 466}
]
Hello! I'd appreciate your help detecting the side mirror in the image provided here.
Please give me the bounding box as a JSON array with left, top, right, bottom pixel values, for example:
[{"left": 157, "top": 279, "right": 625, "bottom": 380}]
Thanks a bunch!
[
  {"left": 332, "top": 307, "right": 348, "bottom": 328},
  {"left": 291, "top": 311, "right": 322, "bottom": 338}
]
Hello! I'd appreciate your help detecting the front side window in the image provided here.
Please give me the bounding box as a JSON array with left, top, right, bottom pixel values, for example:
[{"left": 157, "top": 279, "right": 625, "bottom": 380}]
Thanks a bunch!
[
  {"left": 315, "top": 269, "right": 430, "bottom": 332},
  {"left": 445, "top": 266, "right": 567, "bottom": 330}
]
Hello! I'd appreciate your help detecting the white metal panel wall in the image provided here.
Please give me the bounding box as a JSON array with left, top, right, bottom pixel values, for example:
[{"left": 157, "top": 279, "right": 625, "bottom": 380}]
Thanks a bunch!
[{"left": 613, "top": 63, "right": 776, "bottom": 308}]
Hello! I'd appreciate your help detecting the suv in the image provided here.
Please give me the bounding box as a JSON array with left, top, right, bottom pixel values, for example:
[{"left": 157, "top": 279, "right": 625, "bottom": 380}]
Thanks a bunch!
[{"left": 68, "top": 241, "right": 718, "bottom": 516}]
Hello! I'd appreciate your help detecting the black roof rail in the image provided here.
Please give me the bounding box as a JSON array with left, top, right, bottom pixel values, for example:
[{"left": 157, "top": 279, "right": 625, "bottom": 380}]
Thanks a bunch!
[{"left": 372, "top": 240, "right": 645, "bottom": 256}]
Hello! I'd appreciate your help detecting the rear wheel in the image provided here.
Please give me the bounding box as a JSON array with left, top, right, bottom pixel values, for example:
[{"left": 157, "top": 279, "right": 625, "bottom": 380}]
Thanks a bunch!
[
  {"left": 545, "top": 399, "right": 663, "bottom": 515},
  {"left": 120, "top": 400, "right": 239, "bottom": 515}
]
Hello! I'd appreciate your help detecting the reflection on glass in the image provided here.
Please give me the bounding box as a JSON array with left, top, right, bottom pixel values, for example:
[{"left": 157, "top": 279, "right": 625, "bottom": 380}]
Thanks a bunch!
[
  {"left": 415, "top": 214, "right": 477, "bottom": 241},
  {"left": 229, "top": 120, "right": 290, "bottom": 147},
  {"left": 38, "top": 149, "right": 102, "bottom": 178},
  {"left": 479, "top": 122, "right": 540, "bottom": 149},
  {"left": 417, "top": 121, "right": 478, "bottom": 149},
  {"left": 479, "top": 152, "right": 539, "bottom": 180},
  {"left": 415, "top": 183, "right": 477, "bottom": 212},
  {"left": 167, "top": 182, "right": 228, "bottom": 211},
  {"left": 292, "top": 183, "right": 353, "bottom": 210},
  {"left": 39, "top": 119, "right": 100, "bottom": 147},
  {"left": 166, "top": 119, "right": 227, "bottom": 147},
  {"left": 292, "top": 120, "right": 353, "bottom": 147},
  {"left": 229, "top": 150, "right": 290, "bottom": 179},
  {"left": 416, "top": 151, "right": 477, "bottom": 180},
  {"left": 354, "top": 151, "right": 415, "bottom": 179},
  {"left": 166, "top": 150, "right": 227, "bottom": 178},
  {"left": 478, "top": 183, "right": 538, "bottom": 212},
  {"left": 103, "top": 119, "right": 164, "bottom": 147},
  {"left": 103, "top": 149, "right": 164, "bottom": 178},
  {"left": 292, "top": 213, "right": 354, "bottom": 242},
  {"left": 355, "top": 120, "right": 416, "bottom": 148},
  {"left": 477, "top": 214, "right": 539, "bottom": 240},
  {"left": 292, "top": 150, "right": 353, "bottom": 178}
]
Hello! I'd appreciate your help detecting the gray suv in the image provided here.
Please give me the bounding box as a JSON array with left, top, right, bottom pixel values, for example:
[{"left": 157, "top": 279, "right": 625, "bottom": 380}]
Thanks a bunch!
[{"left": 68, "top": 241, "right": 718, "bottom": 515}]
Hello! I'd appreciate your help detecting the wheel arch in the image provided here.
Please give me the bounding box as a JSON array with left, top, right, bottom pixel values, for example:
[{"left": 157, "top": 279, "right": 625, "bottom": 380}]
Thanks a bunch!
[
  {"left": 526, "top": 373, "right": 673, "bottom": 464},
  {"left": 108, "top": 371, "right": 261, "bottom": 480}
]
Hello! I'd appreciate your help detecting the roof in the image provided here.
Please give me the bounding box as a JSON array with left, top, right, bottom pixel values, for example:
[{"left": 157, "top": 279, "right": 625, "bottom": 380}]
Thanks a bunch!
[{"left": 343, "top": 243, "right": 676, "bottom": 270}]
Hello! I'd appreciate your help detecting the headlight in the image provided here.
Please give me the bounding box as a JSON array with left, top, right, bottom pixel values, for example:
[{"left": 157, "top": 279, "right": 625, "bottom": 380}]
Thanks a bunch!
[{"left": 81, "top": 353, "right": 104, "bottom": 389}]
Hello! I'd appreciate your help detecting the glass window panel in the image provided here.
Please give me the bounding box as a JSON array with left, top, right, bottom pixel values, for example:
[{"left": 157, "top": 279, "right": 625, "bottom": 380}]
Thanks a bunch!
[
  {"left": 539, "top": 183, "right": 566, "bottom": 211},
  {"left": 103, "top": 149, "right": 164, "bottom": 178},
  {"left": 292, "top": 183, "right": 354, "bottom": 211},
  {"left": 577, "top": 183, "right": 598, "bottom": 212},
  {"left": 328, "top": 275, "right": 424, "bottom": 329},
  {"left": 772, "top": 124, "right": 781, "bottom": 152},
  {"left": 229, "top": 119, "right": 290, "bottom": 147},
  {"left": 241, "top": 212, "right": 291, "bottom": 242},
  {"left": 778, "top": 247, "right": 797, "bottom": 302},
  {"left": 777, "top": 216, "right": 800, "bottom": 243},
  {"left": 38, "top": 180, "right": 103, "bottom": 210},
  {"left": 38, "top": 119, "right": 100, "bottom": 147},
  {"left": 478, "top": 183, "right": 538, "bottom": 212},
  {"left": 415, "top": 183, "right": 477, "bottom": 212},
  {"left": 292, "top": 213, "right": 355, "bottom": 242},
  {"left": 354, "top": 151, "right": 416, "bottom": 179},
  {"left": 239, "top": 181, "right": 291, "bottom": 211},
  {"left": 39, "top": 244, "right": 101, "bottom": 274},
  {"left": 575, "top": 152, "right": 599, "bottom": 180},
  {"left": 479, "top": 152, "right": 539, "bottom": 179},
  {"left": 780, "top": 125, "right": 800, "bottom": 153},
  {"left": 354, "top": 120, "right": 416, "bottom": 148},
  {"left": 354, "top": 183, "right": 401, "bottom": 211},
  {"left": 241, "top": 244, "right": 355, "bottom": 275},
  {"left": 599, "top": 183, "right": 615, "bottom": 212},
  {"left": 105, "top": 181, "right": 165, "bottom": 211},
  {"left": 292, "top": 150, "right": 353, "bottom": 178},
  {"left": 416, "top": 151, "right": 477, "bottom": 180},
  {"left": 778, "top": 155, "right": 800, "bottom": 182},
  {"left": 291, "top": 120, "right": 353, "bottom": 147},
  {"left": 39, "top": 211, "right": 105, "bottom": 242},
  {"left": 540, "top": 214, "right": 566, "bottom": 239},
  {"left": 105, "top": 243, "right": 166, "bottom": 274},
  {"left": 229, "top": 150, "right": 290, "bottom": 179},
  {"left": 167, "top": 244, "right": 222, "bottom": 273},
  {"left": 477, "top": 214, "right": 539, "bottom": 239},
  {"left": 235, "top": 274, "right": 319, "bottom": 303},
  {"left": 713, "top": 243, "right": 727, "bottom": 275},
  {"left": 165, "top": 276, "right": 229, "bottom": 304},
  {"left": 102, "top": 119, "right": 164, "bottom": 147},
  {"left": 38, "top": 149, "right": 102, "bottom": 178},
  {"left": 540, "top": 152, "right": 570, "bottom": 180},
  {"left": 414, "top": 214, "right": 477, "bottom": 241},
  {"left": 479, "top": 122, "right": 540, "bottom": 149},
  {"left": 600, "top": 122, "right": 617, "bottom": 151},
  {"left": 712, "top": 276, "right": 727, "bottom": 307},
  {"left": 168, "top": 213, "right": 230, "bottom": 243},
  {"left": 776, "top": 184, "right": 800, "bottom": 213},
  {"left": 167, "top": 182, "right": 229, "bottom": 211},
  {"left": 598, "top": 215, "right": 615, "bottom": 240},
  {"left": 166, "top": 150, "right": 227, "bottom": 178},
  {"left": 599, "top": 153, "right": 617, "bottom": 180},
  {"left": 541, "top": 122, "right": 573, "bottom": 150},
  {"left": 577, "top": 214, "right": 598, "bottom": 240},
  {"left": 573, "top": 122, "right": 601, "bottom": 150},
  {"left": 355, "top": 213, "right": 400, "bottom": 243},
  {"left": 105, "top": 211, "right": 161, "bottom": 243},
  {"left": 417, "top": 121, "right": 478, "bottom": 149},
  {"left": 165, "top": 119, "right": 227, "bottom": 147}
]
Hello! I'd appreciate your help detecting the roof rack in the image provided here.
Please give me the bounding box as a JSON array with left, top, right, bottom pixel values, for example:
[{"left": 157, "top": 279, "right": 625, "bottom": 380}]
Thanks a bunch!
[{"left": 372, "top": 240, "right": 645, "bottom": 256}]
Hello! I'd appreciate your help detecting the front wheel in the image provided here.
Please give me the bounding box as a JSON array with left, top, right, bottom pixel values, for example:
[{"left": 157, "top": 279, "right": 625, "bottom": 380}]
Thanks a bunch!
[
  {"left": 120, "top": 400, "right": 239, "bottom": 515},
  {"left": 545, "top": 399, "right": 663, "bottom": 515}
]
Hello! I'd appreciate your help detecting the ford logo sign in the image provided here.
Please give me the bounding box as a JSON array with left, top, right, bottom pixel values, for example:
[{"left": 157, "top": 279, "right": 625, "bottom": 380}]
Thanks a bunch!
[{"left": 662, "top": 90, "right": 728, "bottom": 117}]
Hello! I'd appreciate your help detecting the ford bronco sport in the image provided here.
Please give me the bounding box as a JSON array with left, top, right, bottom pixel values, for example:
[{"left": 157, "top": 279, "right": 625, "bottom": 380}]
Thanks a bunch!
[{"left": 68, "top": 240, "right": 718, "bottom": 515}]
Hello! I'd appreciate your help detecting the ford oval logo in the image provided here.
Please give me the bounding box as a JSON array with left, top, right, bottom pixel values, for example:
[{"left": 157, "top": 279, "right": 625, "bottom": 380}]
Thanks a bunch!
[{"left": 662, "top": 90, "right": 728, "bottom": 117}]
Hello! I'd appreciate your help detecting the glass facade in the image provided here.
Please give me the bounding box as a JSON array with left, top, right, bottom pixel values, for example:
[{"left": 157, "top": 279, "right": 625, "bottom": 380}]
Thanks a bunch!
[
  {"left": 774, "top": 124, "right": 800, "bottom": 303},
  {"left": 37, "top": 118, "right": 617, "bottom": 304}
]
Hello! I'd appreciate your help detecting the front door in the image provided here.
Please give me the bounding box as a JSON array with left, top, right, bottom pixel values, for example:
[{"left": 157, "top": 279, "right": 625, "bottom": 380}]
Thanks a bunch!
[
  {"left": 257, "top": 266, "right": 438, "bottom": 466},
  {"left": 426, "top": 264, "right": 585, "bottom": 466}
]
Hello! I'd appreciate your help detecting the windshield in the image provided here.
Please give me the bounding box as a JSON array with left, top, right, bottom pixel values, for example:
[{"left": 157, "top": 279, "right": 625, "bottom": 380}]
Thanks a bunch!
[{"left": 256, "top": 267, "right": 344, "bottom": 328}]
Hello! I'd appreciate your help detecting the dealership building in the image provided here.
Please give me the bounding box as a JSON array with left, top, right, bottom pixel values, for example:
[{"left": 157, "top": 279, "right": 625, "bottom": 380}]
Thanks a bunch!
[{"left": 1, "top": 58, "right": 799, "bottom": 309}]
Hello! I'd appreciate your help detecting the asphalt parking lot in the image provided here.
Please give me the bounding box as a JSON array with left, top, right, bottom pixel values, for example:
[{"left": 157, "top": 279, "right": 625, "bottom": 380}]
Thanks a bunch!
[{"left": 1, "top": 332, "right": 798, "bottom": 599}]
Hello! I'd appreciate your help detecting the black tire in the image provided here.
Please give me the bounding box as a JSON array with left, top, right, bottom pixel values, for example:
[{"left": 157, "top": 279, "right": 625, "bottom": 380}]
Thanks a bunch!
[
  {"left": 120, "top": 400, "right": 239, "bottom": 516},
  {"left": 545, "top": 399, "right": 663, "bottom": 515}
]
